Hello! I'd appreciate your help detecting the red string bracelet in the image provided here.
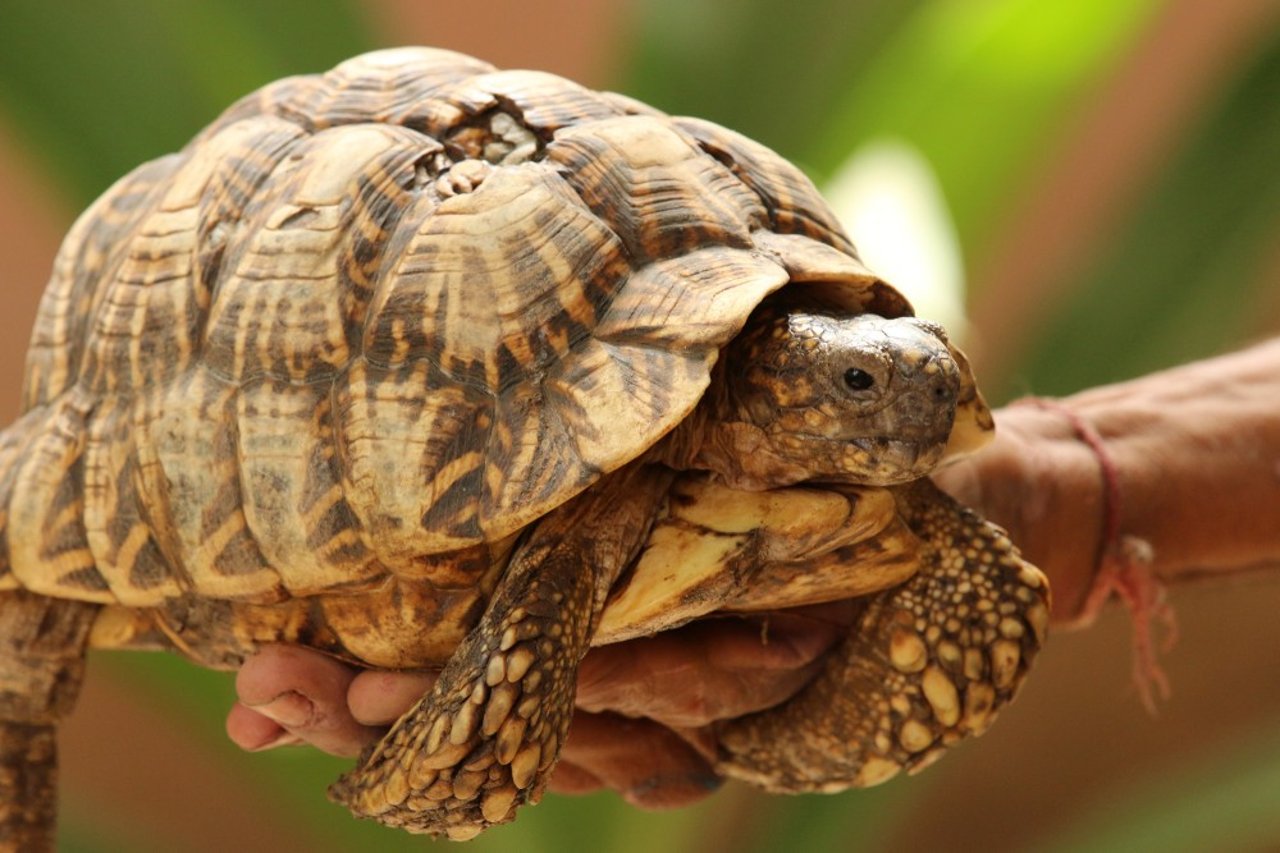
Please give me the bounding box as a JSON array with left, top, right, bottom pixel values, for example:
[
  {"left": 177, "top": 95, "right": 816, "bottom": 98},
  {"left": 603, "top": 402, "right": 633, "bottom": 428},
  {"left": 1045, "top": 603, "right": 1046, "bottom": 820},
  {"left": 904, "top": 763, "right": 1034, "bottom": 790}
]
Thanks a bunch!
[{"left": 1012, "top": 396, "right": 1177, "bottom": 712}]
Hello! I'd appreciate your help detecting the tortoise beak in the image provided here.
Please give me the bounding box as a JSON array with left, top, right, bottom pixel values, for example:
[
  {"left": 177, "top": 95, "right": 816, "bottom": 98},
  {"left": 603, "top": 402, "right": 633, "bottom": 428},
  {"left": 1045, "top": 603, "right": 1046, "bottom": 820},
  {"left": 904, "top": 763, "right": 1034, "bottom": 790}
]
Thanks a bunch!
[{"left": 939, "top": 342, "right": 995, "bottom": 462}]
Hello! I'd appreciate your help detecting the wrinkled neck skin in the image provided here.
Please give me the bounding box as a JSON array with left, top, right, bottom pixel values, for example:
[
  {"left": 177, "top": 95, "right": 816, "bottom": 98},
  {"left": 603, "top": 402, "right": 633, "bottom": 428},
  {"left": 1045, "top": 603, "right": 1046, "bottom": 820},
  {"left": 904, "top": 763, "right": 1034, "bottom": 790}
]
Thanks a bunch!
[
  {"left": 651, "top": 372, "right": 821, "bottom": 491},
  {"left": 653, "top": 365, "right": 953, "bottom": 492}
]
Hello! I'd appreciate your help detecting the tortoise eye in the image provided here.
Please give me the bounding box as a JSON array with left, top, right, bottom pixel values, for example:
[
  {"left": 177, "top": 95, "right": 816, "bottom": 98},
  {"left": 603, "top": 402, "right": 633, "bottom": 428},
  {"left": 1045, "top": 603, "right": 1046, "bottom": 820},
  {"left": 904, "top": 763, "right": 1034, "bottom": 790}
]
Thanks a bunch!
[{"left": 843, "top": 368, "right": 875, "bottom": 391}]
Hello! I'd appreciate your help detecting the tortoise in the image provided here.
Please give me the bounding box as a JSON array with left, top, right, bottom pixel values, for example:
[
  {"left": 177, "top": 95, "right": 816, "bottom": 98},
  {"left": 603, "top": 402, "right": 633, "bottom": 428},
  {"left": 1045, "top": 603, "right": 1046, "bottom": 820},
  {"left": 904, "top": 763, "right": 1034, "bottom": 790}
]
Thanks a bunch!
[{"left": 0, "top": 47, "right": 1049, "bottom": 844}]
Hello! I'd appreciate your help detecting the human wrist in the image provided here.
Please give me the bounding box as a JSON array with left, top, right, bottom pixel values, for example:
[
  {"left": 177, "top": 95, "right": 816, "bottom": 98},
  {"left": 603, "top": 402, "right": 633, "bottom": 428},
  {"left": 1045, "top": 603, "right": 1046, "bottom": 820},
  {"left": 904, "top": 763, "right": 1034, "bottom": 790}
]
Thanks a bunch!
[
  {"left": 986, "top": 404, "right": 1106, "bottom": 624},
  {"left": 1063, "top": 342, "right": 1280, "bottom": 583}
]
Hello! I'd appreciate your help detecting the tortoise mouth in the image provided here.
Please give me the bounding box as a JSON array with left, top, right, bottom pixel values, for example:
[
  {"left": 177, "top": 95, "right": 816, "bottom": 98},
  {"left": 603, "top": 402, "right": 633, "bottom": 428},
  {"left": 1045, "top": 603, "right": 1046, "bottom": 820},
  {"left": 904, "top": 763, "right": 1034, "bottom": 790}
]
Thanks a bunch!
[
  {"left": 848, "top": 434, "right": 942, "bottom": 456},
  {"left": 842, "top": 434, "right": 947, "bottom": 484}
]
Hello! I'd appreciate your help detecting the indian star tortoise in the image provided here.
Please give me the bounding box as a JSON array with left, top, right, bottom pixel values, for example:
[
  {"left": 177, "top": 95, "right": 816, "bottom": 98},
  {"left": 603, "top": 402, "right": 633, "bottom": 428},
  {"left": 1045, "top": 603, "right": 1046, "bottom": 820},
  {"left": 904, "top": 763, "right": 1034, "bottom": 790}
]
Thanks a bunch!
[{"left": 0, "top": 47, "right": 1048, "bottom": 844}]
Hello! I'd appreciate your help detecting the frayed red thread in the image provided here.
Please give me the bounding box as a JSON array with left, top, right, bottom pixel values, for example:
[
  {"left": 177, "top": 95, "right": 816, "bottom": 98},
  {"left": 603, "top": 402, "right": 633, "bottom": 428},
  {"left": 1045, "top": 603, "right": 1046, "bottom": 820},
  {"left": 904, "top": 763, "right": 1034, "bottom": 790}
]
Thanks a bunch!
[
  {"left": 1014, "top": 396, "right": 1177, "bottom": 712},
  {"left": 1076, "top": 535, "right": 1177, "bottom": 713}
]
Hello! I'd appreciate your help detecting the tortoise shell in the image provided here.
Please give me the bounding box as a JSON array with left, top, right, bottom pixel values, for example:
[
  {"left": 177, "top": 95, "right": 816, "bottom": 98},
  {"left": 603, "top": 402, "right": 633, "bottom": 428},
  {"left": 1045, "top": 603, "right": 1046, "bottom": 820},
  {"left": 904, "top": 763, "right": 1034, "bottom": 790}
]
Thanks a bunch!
[
  {"left": 0, "top": 49, "right": 1047, "bottom": 844},
  {"left": 2, "top": 47, "right": 909, "bottom": 608}
]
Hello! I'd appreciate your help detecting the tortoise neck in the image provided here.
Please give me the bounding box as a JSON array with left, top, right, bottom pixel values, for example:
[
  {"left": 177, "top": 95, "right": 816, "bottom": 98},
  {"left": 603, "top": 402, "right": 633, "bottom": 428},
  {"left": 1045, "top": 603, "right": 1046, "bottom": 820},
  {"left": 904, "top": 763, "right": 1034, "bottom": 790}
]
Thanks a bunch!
[
  {"left": 647, "top": 395, "right": 714, "bottom": 472},
  {"left": 646, "top": 373, "right": 830, "bottom": 491}
]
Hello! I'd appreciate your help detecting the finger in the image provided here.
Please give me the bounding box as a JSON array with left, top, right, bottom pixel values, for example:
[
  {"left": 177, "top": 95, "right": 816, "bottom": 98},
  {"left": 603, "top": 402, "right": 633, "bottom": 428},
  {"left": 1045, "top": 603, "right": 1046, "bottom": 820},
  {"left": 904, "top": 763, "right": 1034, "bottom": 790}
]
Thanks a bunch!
[
  {"left": 577, "top": 604, "right": 854, "bottom": 728},
  {"left": 346, "top": 669, "right": 438, "bottom": 726},
  {"left": 558, "top": 711, "right": 721, "bottom": 810},
  {"left": 547, "top": 760, "right": 604, "bottom": 796},
  {"left": 233, "top": 644, "right": 382, "bottom": 758},
  {"left": 225, "top": 700, "right": 303, "bottom": 751}
]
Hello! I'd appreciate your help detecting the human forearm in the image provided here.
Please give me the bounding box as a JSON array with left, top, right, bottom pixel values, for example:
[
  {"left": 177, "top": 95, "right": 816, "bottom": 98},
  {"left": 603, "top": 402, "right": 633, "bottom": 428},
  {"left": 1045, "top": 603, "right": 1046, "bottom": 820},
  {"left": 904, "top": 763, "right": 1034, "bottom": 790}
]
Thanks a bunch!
[{"left": 940, "top": 338, "right": 1280, "bottom": 624}]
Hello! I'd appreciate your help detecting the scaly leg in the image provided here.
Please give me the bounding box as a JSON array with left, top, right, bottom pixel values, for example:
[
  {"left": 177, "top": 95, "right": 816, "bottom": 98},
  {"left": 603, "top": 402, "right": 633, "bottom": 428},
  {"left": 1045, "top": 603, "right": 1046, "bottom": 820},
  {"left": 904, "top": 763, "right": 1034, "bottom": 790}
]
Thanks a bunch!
[
  {"left": 329, "top": 466, "right": 670, "bottom": 839},
  {"left": 0, "top": 591, "right": 96, "bottom": 852},
  {"left": 714, "top": 479, "right": 1050, "bottom": 791}
]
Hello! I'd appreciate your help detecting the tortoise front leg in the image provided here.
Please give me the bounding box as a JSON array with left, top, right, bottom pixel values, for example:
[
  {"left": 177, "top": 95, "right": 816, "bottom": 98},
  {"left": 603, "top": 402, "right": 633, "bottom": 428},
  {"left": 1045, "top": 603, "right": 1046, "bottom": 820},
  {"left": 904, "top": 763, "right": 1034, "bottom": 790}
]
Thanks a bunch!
[
  {"left": 329, "top": 466, "right": 671, "bottom": 840},
  {"left": 0, "top": 723, "right": 58, "bottom": 852},
  {"left": 714, "top": 480, "right": 1050, "bottom": 791},
  {"left": 0, "top": 591, "right": 96, "bottom": 852}
]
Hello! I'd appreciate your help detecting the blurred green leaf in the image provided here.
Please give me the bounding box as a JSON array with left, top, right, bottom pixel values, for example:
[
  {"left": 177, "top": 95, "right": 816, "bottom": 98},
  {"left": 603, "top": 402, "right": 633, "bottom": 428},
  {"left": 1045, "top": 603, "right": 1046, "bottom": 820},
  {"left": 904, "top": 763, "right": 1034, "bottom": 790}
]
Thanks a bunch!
[
  {"left": 58, "top": 809, "right": 160, "bottom": 853},
  {"left": 0, "top": 0, "right": 373, "bottom": 206},
  {"left": 1042, "top": 727, "right": 1280, "bottom": 852},
  {"left": 741, "top": 781, "right": 912, "bottom": 852},
  {"left": 624, "top": 0, "right": 1159, "bottom": 254},
  {"left": 622, "top": 0, "right": 927, "bottom": 159},
  {"left": 1018, "top": 32, "right": 1280, "bottom": 395},
  {"left": 810, "top": 0, "right": 1160, "bottom": 254}
]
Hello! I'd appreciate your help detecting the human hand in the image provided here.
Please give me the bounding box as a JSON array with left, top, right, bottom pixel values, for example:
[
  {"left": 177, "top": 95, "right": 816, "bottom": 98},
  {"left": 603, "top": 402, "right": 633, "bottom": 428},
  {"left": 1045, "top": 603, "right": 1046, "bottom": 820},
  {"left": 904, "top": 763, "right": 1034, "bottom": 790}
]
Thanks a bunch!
[{"left": 226, "top": 604, "right": 854, "bottom": 808}]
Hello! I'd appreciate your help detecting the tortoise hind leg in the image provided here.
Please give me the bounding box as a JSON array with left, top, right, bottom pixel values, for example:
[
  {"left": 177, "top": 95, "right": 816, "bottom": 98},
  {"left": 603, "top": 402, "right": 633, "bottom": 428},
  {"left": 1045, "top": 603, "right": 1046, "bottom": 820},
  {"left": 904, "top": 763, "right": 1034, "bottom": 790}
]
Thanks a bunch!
[
  {"left": 714, "top": 479, "right": 1050, "bottom": 791},
  {"left": 330, "top": 467, "right": 671, "bottom": 840},
  {"left": 0, "top": 590, "right": 96, "bottom": 851}
]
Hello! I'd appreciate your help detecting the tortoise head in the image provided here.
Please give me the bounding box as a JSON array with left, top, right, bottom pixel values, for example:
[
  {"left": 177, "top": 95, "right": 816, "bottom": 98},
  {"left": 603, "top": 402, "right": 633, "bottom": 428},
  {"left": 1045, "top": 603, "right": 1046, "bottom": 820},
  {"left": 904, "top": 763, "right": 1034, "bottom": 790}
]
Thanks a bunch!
[{"left": 696, "top": 306, "right": 981, "bottom": 489}]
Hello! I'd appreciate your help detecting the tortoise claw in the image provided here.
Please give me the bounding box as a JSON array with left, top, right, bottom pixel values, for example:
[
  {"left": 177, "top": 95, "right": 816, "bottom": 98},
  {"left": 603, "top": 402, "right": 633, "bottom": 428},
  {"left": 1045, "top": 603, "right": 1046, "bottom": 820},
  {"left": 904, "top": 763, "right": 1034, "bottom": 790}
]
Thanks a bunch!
[
  {"left": 713, "top": 480, "right": 1049, "bottom": 791},
  {"left": 329, "top": 559, "right": 588, "bottom": 837}
]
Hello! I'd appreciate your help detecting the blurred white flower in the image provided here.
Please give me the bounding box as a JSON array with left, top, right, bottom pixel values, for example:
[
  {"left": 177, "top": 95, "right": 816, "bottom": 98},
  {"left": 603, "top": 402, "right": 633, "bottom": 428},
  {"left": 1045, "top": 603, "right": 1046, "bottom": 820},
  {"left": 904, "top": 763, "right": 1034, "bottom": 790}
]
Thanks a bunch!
[{"left": 823, "top": 139, "right": 968, "bottom": 342}]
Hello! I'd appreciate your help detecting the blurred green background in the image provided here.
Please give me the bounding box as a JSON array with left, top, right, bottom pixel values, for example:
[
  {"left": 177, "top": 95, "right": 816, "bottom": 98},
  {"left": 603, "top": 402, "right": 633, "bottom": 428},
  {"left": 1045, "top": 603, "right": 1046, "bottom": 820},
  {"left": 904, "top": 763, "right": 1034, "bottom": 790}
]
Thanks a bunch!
[{"left": 0, "top": 1, "right": 1277, "bottom": 850}]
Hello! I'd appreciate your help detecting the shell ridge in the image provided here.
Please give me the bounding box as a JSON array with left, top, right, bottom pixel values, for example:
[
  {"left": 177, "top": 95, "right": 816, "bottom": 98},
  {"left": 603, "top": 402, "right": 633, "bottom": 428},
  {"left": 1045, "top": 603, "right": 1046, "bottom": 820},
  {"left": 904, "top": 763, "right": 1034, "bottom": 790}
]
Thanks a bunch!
[
  {"left": 7, "top": 396, "right": 112, "bottom": 601},
  {"left": 28, "top": 155, "right": 187, "bottom": 407},
  {"left": 82, "top": 394, "right": 182, "bottom": 604},
  {"left": 236, "top": 377, "right": 382, "bottom": 593},
  {"left": 196, "top": 124, "right": 320, "bottom": 383},
  {"left": 672, "top": 117, "right": 856, "bottom": 254},
  {"left": 201, "top": 122, "right": 441, "bottom": 385},
  {"left": 144, "top": 367, "right": 280, "bottom": 600}
]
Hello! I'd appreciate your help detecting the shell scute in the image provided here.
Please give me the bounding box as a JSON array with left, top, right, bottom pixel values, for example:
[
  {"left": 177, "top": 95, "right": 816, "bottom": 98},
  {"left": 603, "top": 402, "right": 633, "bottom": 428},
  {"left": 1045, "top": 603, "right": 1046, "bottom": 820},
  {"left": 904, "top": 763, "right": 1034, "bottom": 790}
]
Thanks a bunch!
[
  {"left": 674, "top": 117, "right": 854, "bottom": 255},
  {"left": 189, "top": 117, "right": 310, "bottom": 323},
  {"left": 207, "top": 47, "right": 495, "bottom": 138},
  {"left": 78, "top": 117, "right": 308, "bottom": 397},
  {"left": 203, "top": 123, "right": 438, "bottom": 384},
  {"left": 8, "top": 397, "right": 110, "bottom": 601},
  {"left": 83, "top": 394, "right": 179, "bottom": 605},
  {"left": 236, "top": 378, "right": 380, "bottom": 594},
  {"left": 0, "top": 409, "right": 47, "bottom": 591},
  {"left": 447, "top": 70, "right": 623, "bottom": 137},
  {"left": 593, "top": 248, "right": 790, "bottom": 349},
  {"left": 319, "top": 48, "right": 496, "bottom": 132},
  {"left": 548, "top": 116, "right": 765, "bottom": 262},
  {"left": 479, "top": 378, "right": 593, "bottom": 539},
  {"left": 23, "top": 155, "right": 183, "bottom": 410},
  {"left": 543, "top": 339, "right": 712, "bottom": 475},
  {"left": 148, "top": 368, "right": 281, "bottom": 601},
  {"left": 362, "top": 163, "right": 627, "bottom": 391},
  {"left": 337, "top": 359, "right": 495, "bottom": 562}
]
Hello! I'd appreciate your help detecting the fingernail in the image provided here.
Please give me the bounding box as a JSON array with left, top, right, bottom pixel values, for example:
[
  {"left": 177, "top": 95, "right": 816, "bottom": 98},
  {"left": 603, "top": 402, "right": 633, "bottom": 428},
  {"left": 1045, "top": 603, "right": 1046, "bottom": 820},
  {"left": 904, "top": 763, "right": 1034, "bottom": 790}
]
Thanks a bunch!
[
  {"left": 629, "top": 772, "right": 723, "bottom": 800},
  {"left": 249, "top": 691, "right": 314, "bottom": 728},
  {"left": 248, "top": 730, "right": 304, "bottom": 752},
  {"left": 692, "top": 772, "right": 723, "bottom": 791}
]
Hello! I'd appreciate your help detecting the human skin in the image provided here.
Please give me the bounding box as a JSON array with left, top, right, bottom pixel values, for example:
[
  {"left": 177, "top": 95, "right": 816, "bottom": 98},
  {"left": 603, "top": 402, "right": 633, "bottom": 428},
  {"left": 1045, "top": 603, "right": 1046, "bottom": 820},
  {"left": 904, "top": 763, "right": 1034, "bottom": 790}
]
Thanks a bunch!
[
  {"left": 226, "top": 338, "right": 1280, "bottom": 806},
  {"left": 944, "top": 336, "right": 1280, "bottom": 623}
]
